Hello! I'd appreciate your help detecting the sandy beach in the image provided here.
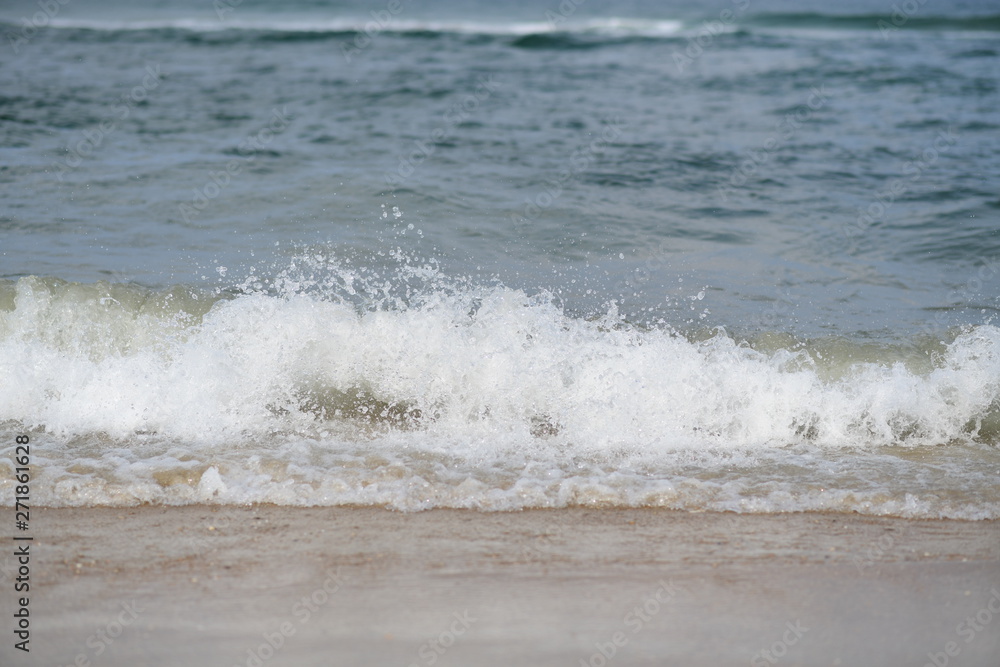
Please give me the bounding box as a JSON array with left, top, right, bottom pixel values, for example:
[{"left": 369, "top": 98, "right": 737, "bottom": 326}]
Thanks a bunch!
[{"left": 0, "top": 507, "right": 997, "bottom": 666}]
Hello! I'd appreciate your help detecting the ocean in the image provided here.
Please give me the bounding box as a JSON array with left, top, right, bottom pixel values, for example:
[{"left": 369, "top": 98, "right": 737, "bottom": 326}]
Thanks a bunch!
[{"left": 1, "top": 0, "right": 998, "bottom": 517}]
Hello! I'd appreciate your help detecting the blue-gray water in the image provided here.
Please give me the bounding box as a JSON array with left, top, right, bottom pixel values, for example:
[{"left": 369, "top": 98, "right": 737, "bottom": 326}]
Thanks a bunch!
[{"left": 1, "top": 0, "right": 998, "bottom": 515}]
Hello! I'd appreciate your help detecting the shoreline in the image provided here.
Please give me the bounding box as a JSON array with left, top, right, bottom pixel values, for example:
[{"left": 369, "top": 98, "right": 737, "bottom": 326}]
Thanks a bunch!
[{"left": 3, "top": 506, "right": 998, "bottom": 666}]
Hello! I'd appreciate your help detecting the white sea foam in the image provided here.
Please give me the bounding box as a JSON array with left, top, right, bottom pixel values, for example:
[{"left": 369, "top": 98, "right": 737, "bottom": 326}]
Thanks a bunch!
[{"left": 1, "top": 270, "right": 998, "bottom": 516}]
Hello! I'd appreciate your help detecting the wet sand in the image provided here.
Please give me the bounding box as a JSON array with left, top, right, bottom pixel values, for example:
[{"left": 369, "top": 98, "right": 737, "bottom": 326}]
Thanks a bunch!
[{"left": 2, "top": 507, "right": 998, "bottom": 666}]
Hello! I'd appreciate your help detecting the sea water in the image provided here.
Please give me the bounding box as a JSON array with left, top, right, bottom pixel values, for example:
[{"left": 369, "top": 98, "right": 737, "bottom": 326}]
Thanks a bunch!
[{"left": 1, "top": 0, "right": 998, "bottom": 516}]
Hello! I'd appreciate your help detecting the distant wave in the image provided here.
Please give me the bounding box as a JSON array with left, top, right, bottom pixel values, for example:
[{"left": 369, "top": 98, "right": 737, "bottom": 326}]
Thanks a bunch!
[
  {"left": 6, "top": 12, "right": 995, "bottom": 41},
  {"left": 28, "top": 16, "right": 685, "bottom": 38},
  {"left": 745, "top": 12, "right": 1000, "bottom": 32}
]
